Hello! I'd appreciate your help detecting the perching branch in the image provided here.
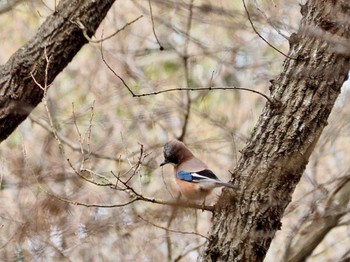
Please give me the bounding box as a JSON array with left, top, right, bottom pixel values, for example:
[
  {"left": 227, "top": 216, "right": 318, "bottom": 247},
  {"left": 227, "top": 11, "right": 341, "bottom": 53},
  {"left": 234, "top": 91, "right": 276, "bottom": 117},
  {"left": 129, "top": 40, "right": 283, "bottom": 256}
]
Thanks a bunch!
[
  {"left": 43, "top": 168, "right": 215, "bottom": 211},
  {"left": 111, "top": 168, "right": 214, "bottom": 212}
]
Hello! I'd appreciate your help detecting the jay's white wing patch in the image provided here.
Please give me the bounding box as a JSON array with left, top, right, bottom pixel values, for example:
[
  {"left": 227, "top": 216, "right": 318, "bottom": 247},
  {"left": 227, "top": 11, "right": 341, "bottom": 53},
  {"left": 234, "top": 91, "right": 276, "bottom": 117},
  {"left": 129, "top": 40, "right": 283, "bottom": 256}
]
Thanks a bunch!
[
  {"left": 176, "top": 170, "right": 237, "bottom": 189},
  {"left": 176, "top": 170, "right": 219, "bottom": 183}
]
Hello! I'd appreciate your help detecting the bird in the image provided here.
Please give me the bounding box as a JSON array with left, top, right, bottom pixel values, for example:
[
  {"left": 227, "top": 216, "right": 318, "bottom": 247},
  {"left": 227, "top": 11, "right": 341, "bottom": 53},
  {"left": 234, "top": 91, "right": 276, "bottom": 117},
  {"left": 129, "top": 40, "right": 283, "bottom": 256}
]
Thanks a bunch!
[{"left": 160, "top": 139, "right": 237, "bottom": 202}]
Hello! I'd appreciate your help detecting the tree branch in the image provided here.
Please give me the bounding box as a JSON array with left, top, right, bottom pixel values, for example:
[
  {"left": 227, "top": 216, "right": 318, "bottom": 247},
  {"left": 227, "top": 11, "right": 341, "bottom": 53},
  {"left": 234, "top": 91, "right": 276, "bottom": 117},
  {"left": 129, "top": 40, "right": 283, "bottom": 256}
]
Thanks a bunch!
[
  {"left": 242, "top": 0, "right": 295, "bottom": 59},
  {"left": 286, "top": 176, "right": 350, "bottom": 262},
  {"left": 100, "top": 46, "right": 273, "bottom": 103},
  {"left": 0, "top": 0, "right": 116, "bottom": 143}
]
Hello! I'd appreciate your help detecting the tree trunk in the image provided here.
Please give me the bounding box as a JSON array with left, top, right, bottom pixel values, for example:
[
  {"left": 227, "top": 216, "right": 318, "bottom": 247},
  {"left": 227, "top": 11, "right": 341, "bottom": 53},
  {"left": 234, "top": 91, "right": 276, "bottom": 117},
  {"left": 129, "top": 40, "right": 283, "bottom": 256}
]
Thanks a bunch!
[
  {"left": 0, "top": 0, "right": 115, "bottom": 142},
  {"left": 201, "top": 0, "right": 350, "bottom": 261}
]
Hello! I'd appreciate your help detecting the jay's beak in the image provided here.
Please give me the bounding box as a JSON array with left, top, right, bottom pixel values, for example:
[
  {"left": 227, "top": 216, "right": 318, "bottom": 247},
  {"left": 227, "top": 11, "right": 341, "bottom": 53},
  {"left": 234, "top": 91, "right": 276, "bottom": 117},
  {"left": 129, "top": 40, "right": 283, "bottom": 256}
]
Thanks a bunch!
[{"left": 160, "top": 159, "right": 169, "bottom": 167}]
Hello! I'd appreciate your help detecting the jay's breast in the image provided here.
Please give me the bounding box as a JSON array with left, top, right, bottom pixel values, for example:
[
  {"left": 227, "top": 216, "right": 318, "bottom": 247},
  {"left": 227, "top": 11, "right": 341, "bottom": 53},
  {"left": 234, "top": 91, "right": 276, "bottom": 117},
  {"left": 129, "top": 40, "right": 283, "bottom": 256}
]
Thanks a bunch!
[{"left": 176, "top": 179, "right": 212, "bottom": 200}]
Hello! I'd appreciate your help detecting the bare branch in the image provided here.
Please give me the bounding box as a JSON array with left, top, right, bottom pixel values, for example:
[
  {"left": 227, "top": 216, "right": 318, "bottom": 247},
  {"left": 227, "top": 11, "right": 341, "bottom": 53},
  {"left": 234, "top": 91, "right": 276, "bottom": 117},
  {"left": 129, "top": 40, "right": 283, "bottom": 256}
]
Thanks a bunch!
[
  {"left": 174, "top": 243, "right": 205, "bottom": 262},
  {"left": 29, "top": 114, "right": 129, "bottom": 163},
  {"left": 75, "top": 15, "right": 143, "bottom": 43},
  {"left": 147, "top": 0, "right": 164, "bottom": 50},
  {"left": 137, "top": 214, "right": 209, "bottom": 240},
  {"left": 30, "top": 47, "right": 65, "bottom": 156},
  {"left": 242, "top": 0, "right": 295, "bottom": 59},
  {"left": 178, "top": 0, "right": 195, "bottom": 142},
  {"left": 72, "top": 102, "right": 85, "bottom": 169},
  {"left": 0, "top": 0, "right": 24, "bottom": 15},
  {"left": 100, "top": 40, "right": 273, "bottom": 104},
  {"left": 42, "top": 186, "right": 139, "bottom": 208},
  {"left": 286, "top": 175, "right": 350, "bottom": 262},
  {"left": 124, "top": 143, "right": 146, "bottom": 184}
]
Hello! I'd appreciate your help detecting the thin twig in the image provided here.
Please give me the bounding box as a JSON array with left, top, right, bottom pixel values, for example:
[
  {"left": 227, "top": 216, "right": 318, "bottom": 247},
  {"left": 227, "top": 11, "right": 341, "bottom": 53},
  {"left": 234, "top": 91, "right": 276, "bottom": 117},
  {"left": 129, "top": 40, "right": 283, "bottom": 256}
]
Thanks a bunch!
[
  {"left": 41, "top": 183, "right": 139, "bottom": 208},
  {"left": 75, "top": 15, "right": 143, "bottom": 43},
  {"left": 137, "top": 214, "right": 209, "bottom": 240},
  {"left": 0, "top": 0, "right": 24, "bottom": 15},
  {"left": 161, "top": 167, "right": 175, "bottom": 199},
  {"left": 31, "top": 47, "right": 65, "bottom": 155},
  {"left": 148, "top": 0, "right": 164, "bottom": 50},
  {"left": 140, "top": 86, "right": 272, "bottom": 103},
  {"left": 66, "top": 158, "right": 113, "bottom": 187},
  {"left": 242, "top": 0, "right": 295, "bottom": 59},
  {"left": 209, "top": 70, "right": 215, "bottom": 87},
  {"left": 325, "top": 175, "right": 350, "bottom": 209},
  {"left": 253, "top": 0, "right": 289, "bottom": 40},
  {"left": 83, "top": 100, "right": 95, "bottom": 158},
  {"left": 174, "top": 243, "right": 206, "bottom": 262},
  {"left": 178, "top": 0, "right": 195, "bottom": 142},
  {"left": 72, "top": 102, "right": 85, "bottom": 170},
  {"left": 124, "top": 143, "right": 145, "bottom": 184},
  {"left": 100, "top": 46, "right": 273, "bottom": 103},
  {"left": 100, "top": 40, "right": 136, "bottom": 96},
  {"left": 83, "top": 168, "right": 114, "bottom": 186},
  {"left": 29, "top": 114, "right": 130, "bottom": 163}
]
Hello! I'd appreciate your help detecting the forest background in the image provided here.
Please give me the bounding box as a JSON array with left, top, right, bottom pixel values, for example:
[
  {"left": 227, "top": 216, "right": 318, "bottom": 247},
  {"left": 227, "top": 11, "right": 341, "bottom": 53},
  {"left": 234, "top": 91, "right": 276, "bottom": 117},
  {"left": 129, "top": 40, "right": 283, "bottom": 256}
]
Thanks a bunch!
[{"left": 0, "top": 0, "right": 349, "bottom": 261}]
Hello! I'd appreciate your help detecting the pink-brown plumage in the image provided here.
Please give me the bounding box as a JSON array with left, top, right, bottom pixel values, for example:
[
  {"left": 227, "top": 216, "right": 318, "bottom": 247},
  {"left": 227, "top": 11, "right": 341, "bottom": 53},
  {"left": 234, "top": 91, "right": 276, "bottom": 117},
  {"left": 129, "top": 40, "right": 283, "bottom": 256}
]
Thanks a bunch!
[{"left": 160, "top": 140, "right": 236, "bottom": 200}]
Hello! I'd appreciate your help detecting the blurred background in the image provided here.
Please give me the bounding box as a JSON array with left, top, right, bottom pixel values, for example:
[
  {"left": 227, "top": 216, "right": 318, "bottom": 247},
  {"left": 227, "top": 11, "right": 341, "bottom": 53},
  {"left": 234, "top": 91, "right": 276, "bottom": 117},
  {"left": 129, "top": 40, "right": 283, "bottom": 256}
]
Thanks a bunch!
[{"left": 0, "top": 0, "right": 349, "bottom": 261}]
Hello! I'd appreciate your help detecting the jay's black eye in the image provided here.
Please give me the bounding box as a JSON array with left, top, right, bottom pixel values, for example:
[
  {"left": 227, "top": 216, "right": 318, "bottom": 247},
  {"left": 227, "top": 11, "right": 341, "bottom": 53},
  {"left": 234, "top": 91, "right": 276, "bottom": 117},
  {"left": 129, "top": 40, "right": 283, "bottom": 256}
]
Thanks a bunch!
[
  {"left": 160, "top": 155, "right": 178, "bottom": 166},
  {"left": 166, "top": 155, "right": 178, "bottom": 164}
]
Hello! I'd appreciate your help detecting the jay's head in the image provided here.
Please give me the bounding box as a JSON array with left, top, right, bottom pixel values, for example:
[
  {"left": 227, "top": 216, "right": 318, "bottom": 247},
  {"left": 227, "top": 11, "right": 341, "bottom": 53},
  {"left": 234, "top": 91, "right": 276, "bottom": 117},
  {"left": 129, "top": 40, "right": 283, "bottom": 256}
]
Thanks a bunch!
[{"left": 160, "top": 140, "right": 194, "bottom": 167}]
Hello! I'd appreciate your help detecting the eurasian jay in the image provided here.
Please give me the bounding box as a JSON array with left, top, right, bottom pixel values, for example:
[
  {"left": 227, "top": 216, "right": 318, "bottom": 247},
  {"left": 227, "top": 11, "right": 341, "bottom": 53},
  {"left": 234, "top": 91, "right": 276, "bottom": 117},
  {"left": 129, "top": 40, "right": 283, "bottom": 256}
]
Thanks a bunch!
[{"left": 160, "top": 140, "right": 236, "bottom": 201}]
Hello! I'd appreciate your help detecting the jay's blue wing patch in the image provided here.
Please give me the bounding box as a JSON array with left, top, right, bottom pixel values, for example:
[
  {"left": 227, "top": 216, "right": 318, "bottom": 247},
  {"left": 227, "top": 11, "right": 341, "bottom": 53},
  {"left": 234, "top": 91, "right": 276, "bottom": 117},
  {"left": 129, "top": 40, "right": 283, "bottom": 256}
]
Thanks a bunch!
[
  {"left": 176, "top": 171, "right": 195, "bottom": 181},
  {"left": 177, "top": 170, "right": 237, "bottom": 189},
  {"left": 176, "top": 169, "right": 219, "bottom": 183}
]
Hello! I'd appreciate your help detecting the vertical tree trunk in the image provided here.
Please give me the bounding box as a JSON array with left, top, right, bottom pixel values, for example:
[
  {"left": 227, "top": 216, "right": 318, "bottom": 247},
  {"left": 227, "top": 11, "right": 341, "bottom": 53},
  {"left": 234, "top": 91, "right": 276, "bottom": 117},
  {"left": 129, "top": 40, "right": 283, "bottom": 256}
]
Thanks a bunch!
[
  {"left": 0, "top": 0, "right": 115, "bottom": 142},
  {"left": 201, "top": 0, "right": 350, "bottom": 261}
]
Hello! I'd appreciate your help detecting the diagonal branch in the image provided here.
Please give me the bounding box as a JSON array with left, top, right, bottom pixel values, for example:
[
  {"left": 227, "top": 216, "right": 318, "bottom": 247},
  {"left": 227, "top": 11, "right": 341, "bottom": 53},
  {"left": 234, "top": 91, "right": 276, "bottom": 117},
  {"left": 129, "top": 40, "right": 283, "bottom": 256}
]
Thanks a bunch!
[
  {"left": 242, "top": 0, "right": 295, "bottom": 59},
  {"left": 286, "top": 175, "right": 350, "bottom": 262},
  {"left": 0, "top": 0, "right": 116, "bottom": 143}
]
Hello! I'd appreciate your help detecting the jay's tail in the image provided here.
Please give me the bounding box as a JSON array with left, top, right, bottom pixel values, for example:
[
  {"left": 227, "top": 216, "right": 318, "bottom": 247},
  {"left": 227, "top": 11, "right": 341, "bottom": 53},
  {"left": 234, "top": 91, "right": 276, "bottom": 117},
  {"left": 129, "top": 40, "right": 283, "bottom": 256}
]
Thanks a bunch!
[{"left": 215, "top": 181, "right": 238, "bottom": 189}]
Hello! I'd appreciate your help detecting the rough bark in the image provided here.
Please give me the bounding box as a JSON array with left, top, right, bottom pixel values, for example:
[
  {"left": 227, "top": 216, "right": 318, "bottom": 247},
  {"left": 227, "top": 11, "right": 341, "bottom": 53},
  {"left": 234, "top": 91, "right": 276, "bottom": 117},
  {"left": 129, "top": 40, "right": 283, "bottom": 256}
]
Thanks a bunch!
[
  {"left": 201, "top": 0, "right": 350, "bottom": 261},
  {"left": 0, "top": 0, "right": 115, "bottom": 142}
]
